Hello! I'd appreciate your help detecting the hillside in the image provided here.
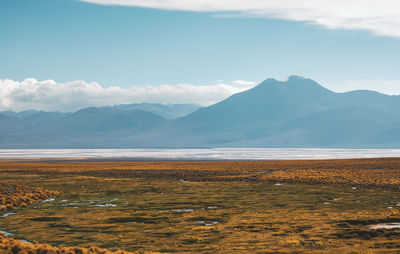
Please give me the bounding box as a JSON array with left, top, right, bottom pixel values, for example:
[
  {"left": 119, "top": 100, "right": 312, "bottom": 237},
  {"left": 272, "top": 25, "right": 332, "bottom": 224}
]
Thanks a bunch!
[{"left": 1, "top": 76, "right": 400, "bottom": 148}]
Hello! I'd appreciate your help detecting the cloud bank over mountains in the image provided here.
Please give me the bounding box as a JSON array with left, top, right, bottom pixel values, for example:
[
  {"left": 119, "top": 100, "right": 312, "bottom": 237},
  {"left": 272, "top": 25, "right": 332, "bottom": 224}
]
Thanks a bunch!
[
  {"left": 0, "top": 78, "right": 256, "bottom": 112},
  {"left": 80, "top": 0, "right": 400, "bottom": 38}
]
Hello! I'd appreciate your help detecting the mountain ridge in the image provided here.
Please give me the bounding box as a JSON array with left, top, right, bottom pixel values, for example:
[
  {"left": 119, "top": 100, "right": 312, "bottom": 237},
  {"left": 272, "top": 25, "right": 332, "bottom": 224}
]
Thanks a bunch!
[{"left": 1, "top": 76, "right": 400, "bottom": 148}]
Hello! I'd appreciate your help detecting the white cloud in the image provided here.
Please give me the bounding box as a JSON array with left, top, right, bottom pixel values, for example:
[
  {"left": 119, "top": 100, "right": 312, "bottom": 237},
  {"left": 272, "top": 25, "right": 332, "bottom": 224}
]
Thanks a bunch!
[
  {"left": 233, "top": 80, "right": 257, "bottom": 86},
  {"left": 0, "top": 78, "right": 257, "bottom": 112},
  {"left": 80, "top": 0, "right": 400, "bottom": 38}
]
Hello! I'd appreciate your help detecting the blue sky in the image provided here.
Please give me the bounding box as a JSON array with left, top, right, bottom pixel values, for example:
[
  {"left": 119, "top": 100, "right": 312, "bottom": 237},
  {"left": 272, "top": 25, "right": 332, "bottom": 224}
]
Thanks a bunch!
[{"left": 1, "top": 0, "right": 400, "bottom": 111}]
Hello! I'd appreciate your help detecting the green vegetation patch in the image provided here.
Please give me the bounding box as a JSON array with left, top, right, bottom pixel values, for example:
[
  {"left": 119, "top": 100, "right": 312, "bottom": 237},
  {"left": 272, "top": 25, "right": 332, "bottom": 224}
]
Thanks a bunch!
[
  {"left": 29, "top": 216, "right": 64, "bottom": 222},
  {"left": 107, "top": 216, "right": 169, "bottom": 224}
]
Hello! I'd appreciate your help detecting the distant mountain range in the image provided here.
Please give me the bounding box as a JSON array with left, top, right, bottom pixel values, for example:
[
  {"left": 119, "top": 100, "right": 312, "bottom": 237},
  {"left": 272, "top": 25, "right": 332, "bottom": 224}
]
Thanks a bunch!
[
  {"left": 1, "top": 76, "right": 400, "bottom": 148},
  {"left": 0, "top": 103, "right": 199, "bottom": 122}
]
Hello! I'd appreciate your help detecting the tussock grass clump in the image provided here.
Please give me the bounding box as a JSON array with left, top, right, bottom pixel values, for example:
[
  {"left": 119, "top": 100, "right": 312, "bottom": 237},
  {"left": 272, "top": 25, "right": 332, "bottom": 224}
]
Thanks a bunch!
[
  {"left": 0, "top": 232, "right": 145, "bottom": 254},
  {"left": 0, "top": 182, "right": 59, "bottom": 212}
]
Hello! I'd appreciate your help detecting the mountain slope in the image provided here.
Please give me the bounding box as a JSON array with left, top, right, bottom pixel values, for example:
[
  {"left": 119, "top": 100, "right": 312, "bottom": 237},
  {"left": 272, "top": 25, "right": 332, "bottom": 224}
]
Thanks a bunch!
[
  {"left": 0, "top": 107, "right": 167, "bottom": 148},
  {"left": 173, "top": 76, "right": 335, "bottom": 133},
  {"left": 38, "top": 107, "right": 166, "bottom": 135},
  {"left": 0, "top": 110, "right": 70, "bottom": 125},
  {"left": 0, "top": 114, "right": 31, "bottom": 134},
  {"left": 113, "top": 103, "right": 200, "bottom": 119},
  {"left": 149, "top": 76, "right": 400, "bottom": 147},
  {"left": 1, "top": 76, "right": 400, "bottom": 148}
]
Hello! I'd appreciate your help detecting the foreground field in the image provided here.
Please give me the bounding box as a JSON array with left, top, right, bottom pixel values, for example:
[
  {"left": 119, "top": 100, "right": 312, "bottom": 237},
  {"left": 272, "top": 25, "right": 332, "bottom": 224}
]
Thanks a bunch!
[
  {"left": 1, "top": 158, "right": 400, "bottom": 253},
  {"left": 0, "top": 234, "right": 136, "bottom": 254},
  {"left": 0, "top": 182, "right": 142, "bottom": 254}
]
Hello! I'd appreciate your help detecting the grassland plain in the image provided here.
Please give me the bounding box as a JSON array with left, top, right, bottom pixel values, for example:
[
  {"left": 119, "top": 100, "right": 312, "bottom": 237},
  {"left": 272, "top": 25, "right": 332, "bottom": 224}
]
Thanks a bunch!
[
  {"left": 0, "top": 181, "right": 155, "bottom": 253},
  {"left": 1, "top": 158, "right": 400, "bottom": 253}
]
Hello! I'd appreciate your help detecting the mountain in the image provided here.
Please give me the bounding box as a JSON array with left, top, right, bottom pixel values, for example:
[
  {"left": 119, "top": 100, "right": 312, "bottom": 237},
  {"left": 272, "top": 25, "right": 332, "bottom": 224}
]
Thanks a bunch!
[
  {"left": 113, "top": 103, "right": 200, "bottom": 119},
  {"left": 1, "top": 76, "right": 400, "bottom": 148},
  {"left": 139, "top": 76, "right": 400, "bottom": 148},
  {"left": 0, "top": 114, "right": 31, "bottom": 134},
  {"left": 3, "top": 107, "right": 167, "bottom": 148},
  {"left": 0, "top": 110, "right": 70, "bottom": 125},
  {"left": 42, "top": 107, "right": 166, "bottom": 134},
  {"left": 0, "top": 102, "right": 198, "bottom": 127},
  {"left": 173, "top": 76, "right": 335, "bottom": 132},
  {"left": 0, "top": 103, "right": 196, "bottom": 148}
]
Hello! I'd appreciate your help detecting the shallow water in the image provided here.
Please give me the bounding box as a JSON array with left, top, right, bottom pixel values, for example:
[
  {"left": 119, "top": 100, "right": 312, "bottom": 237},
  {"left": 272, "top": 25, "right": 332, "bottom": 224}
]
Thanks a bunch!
[
  {"left": 369, "top": 223, "right": 400, "bottom": 230},
  {"left": 94, "top": 204, "right": 117, "bottom": 207},
  {"left": 0, "top": 212, "right": 16, "bottom": 218},
  {"left": 42, "top": 198, "right": 56, "bottom": 203},
  {"left": 1, "top": 148, "right": 400, "bottom": 160},
  {"left": 175, "top": 209, "right": 194, "bottom": 213},
  {"left": 197, "top": 221, "right": 218, "bottom": 226},
  {"left": 0, "top": 230, "right": 14, "bottom": 236}
]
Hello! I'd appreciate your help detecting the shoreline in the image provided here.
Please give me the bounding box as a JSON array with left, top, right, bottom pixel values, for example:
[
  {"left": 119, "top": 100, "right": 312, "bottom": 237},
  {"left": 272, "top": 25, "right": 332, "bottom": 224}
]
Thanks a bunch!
[
  {"left": 1, "top": 148, "right": 400, "bottom": 162},
  {"left": 1, "top": 156, "right": 400, "bottom": 163}
]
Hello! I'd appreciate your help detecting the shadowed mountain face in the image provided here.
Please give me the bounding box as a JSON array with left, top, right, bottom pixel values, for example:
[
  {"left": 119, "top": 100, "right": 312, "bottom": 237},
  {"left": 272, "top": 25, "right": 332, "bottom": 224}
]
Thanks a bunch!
[
  {"left": 0, "top": 110, "right": 70, "bottom": 125},
  {"left": 113, "top": 103, "right": 200, "bottom": 119},
  {"left": 0, "top": 114, "right": 30, "bottom": 134},
  {"left": 174, "top": 76, "right": 336, "bottom": 132},
  {"left": 0, "top": 103, "right": 200, "bottom": 123},
  {"left": 1, "top": 76, "right": 400, "bottom": 148},
  {"left": 145, "top": 76, "right": 400, "bottom": 148},
  {"left": 40, "top": 107, "right": 167, "bottom": 135},
  {"left": 0, "top": 107, "right": 169, "bottom": 148}
]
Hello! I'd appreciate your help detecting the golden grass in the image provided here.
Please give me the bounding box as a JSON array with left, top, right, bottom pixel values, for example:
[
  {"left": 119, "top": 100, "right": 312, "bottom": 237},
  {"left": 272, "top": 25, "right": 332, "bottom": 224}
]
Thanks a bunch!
[
  {"left": 0, "top": 181, "right": 156, "bottom": 254},
  {"left": 0, "top": 233, "right": 139, "bottom": 254},
  {"left": 0, "top": 182, "right": 59, "bottom": 213},
  {"left": 1, "top": 158, "right": 400, "bottom": 253},
  {"left": 1, "top": 157, "right": 400, "bottom": 188}
]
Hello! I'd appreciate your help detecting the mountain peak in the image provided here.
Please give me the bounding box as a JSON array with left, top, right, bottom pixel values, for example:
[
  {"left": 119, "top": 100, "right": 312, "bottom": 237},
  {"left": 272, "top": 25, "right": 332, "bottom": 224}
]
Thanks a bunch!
[
  {"left": 288, "top": 75, "right": 307, "bottom": 81},
  {"left": 258, "top": 77, "right": 278, "bottom": 84},
  {"left": 254, "top": 75, "right": 328, "bottom": 93},
  {"left": 258, "top": 75, "right": 313, "bottom": 87}
]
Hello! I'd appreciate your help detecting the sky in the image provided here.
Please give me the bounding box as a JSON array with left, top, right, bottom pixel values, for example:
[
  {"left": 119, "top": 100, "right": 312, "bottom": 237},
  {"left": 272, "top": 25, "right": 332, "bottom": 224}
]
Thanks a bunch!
[{"left": 1, "top": 0, "right": 400, "bottom": 111}]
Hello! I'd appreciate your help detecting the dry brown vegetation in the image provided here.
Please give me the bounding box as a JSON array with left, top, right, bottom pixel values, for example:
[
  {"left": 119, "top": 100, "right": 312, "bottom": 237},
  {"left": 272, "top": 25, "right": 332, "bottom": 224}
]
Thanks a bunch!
[
  {"left": 1, "top": 158, "right": 400, "bottom": 253},
  {"left": 0, "top": 233, "right": 140, "bottom": 254},
  {"left": 1, "top": 157, "right": 400, "bottom": 189},
  {"left": 0, "top": 181, "right": 147, "bottom": 254},
  {"left": 0, "top": 182, "right": 59, "bottom": 213}
]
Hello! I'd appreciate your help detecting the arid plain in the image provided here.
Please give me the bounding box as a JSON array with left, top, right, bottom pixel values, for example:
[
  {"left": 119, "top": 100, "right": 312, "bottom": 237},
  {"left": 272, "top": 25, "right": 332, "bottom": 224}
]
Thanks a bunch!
[{"left": 1, "top": 158, "right": 400, "bottom": 253}]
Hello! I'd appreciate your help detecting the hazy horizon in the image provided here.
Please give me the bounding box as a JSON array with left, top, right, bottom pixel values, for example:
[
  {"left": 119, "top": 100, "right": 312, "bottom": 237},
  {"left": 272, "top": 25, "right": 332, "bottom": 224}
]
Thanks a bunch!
[{"left": 1, "top": 75, "right": 399, "bottom": 113}]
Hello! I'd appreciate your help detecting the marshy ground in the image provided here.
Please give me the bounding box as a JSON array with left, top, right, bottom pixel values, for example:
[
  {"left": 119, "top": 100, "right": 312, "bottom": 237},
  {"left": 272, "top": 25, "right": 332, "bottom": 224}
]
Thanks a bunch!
[{"left": 1, "top": 158, "right": 400, "bottom": 253}]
